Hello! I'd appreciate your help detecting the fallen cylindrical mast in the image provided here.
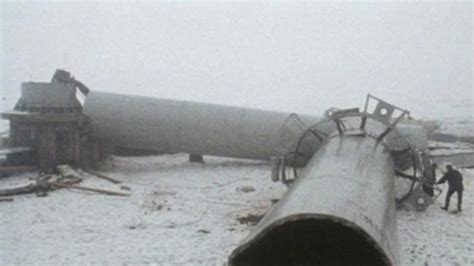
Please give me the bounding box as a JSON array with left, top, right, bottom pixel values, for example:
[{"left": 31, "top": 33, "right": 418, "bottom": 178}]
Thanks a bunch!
[
  {"left": 83, "top": 91, "right": 425, "bottom": 162},
  {"left": 229, "top": 133, "right": 399, "bottom": 265},
  {"left": 83, "top": 91, "right": 332, "bottom": 160}
]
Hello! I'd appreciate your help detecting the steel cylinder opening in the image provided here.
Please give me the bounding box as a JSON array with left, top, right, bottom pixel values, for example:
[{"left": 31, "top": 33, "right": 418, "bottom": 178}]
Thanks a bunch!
[{"left": 229, "top": 217, "right": 390, "bottom": 266}]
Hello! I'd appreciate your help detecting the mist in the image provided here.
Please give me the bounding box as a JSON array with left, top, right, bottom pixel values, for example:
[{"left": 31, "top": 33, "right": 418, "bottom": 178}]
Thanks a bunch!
[{"left": 1, "top": 2, "right": 472, "bottom": 119}]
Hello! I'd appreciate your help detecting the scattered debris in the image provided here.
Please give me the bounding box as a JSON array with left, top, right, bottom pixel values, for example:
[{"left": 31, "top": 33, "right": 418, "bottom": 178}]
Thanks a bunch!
[
  {"left": 0, "top": 176, "right": 52, "bottom": 197},
  {"left": 51, "top": 183, "right": 130, "bottom": 197},
  {"left": 0, "top": 165, "right": 128, "bottom": 198},
  {"left": 83, "top": 169, "right": 122, "bottom": 184},
  {"left": 56, "top": 166, "right": 83, "bottom": 185},
  {"left": 189, "top": 154, "right": 204, "bottom": 163},
  {"left": 197, "top": 229, "right": 211, "bottom": 234},
  {"left": 127, "top": 223, "right": 148, "bottom": 230},
  {"left": 236, "top": 213, "right": 264, "bottom": 225},
  {"left": 0, "top": 197, "right": 13, "bottom": 202},
  {"left": 57, "top": 165, "right": 82, "bottom": 179},
  {"left": 239, "top": 186, "right": 256, "bottom": 193},
  {"left": 142, "top": 200, "right": 165, "bottom": 212}
]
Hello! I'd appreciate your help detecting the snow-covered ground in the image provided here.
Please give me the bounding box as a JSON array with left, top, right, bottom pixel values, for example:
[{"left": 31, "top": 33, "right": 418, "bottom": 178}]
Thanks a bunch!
[
  {"left": 0, "top": 155, "right": 285, "bottom": 265},
  {"left": 0, "top": 115, "right": 473, "bottom": 265},
  {"left": 0, "top": 152, "right": 473, "bottom": 265},
  {"left": 437, "top": 117, "right": 474, "bottom": 137},
  {"left": 429, "top": 140, "right": 474, "bottom": 156},
  {"left": 398, "top": 168, "right": 474, "bottom": 265}
]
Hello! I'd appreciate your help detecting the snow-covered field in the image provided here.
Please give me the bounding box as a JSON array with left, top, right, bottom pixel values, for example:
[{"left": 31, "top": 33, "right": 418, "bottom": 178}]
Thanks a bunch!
[
  {"left": 0, "top": 113, "right": 473, "bottom": 265},
  {"left": 0, "top": 152, "right": 473, "bottom": 265},
  {"left": 438, "top": 117, "right": 474, "bottom": 137},
  {"left": 0, "top": 155, "right": 285, "bottom": 265},
  {"left": 398, "top": 167, "right": 474, "bottom": 265}
]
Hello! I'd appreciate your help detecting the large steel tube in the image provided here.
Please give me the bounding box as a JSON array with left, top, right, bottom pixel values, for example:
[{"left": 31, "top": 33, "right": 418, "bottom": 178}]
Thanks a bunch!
[
  {"left": 229, "top": 133, "right": 399, "bottom": 265},
  {"left": 83, "top": 91, "right": 333, "bottom": 160},
  {"left": 83, "top": 92, "right": 426, "bottom": 162}
]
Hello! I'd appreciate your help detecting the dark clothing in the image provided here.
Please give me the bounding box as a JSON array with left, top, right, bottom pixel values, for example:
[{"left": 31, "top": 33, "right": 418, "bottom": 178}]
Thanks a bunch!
[
  {"left": 445, "top": 189, "right": 463, "bottom": 212},
  {"left": 423, "top": 184, "right": 434, "bottom": 197},
  {"left": 437, "top": 169, "right": 464, "bottom": 191},
  {"left": 431, "top": 167, "right": 437, "bottom": 181},
  {"left": 438, "top": 169, "right": 464, "bottom": 211}
]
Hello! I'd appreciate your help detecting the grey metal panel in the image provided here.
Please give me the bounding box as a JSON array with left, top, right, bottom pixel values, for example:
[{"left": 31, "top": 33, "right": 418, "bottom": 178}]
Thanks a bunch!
[
  {"left": 82, "top": 91, "right": 333, "bottom": 160},
  {"left": 19, "top": 82, "right": 81, "bottom": 109},
  {"left": 229, "top": 135, "right": 399, "bottom": 265}
]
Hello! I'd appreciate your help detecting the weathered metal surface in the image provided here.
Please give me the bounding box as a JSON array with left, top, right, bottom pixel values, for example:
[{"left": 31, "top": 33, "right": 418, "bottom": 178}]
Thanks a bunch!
[
  {"left": 82, "top": 91, "right": 334, "bottom": 160},
  {"left": 15, "top": 82, "right": 81, "bottom": 111},
  {"left": 229, "top": 134, "right": 399, "bottom": 265},
  {"left": 82, "top": 91, "right": 427, "bottom": 162}
]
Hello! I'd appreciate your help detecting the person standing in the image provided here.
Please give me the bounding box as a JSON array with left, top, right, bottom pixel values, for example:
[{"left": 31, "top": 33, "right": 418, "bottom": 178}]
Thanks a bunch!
[{"left": 437, "top": 164, "right": 464, "bottom": 212}]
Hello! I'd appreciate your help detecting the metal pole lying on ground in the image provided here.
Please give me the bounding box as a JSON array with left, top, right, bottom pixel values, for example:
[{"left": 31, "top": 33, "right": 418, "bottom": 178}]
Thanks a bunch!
[
  {"left": 82, "top": 91, "right": 332, "bottom": 161},
  {"left": 229, "top": 133, "right": 399, "bottom": 265}
]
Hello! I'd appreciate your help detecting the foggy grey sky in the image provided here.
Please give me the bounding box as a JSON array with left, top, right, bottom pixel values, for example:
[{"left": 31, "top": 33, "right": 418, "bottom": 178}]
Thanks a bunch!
[{"left": 0, "top": 2, "right": 472, "bottom": 119}]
